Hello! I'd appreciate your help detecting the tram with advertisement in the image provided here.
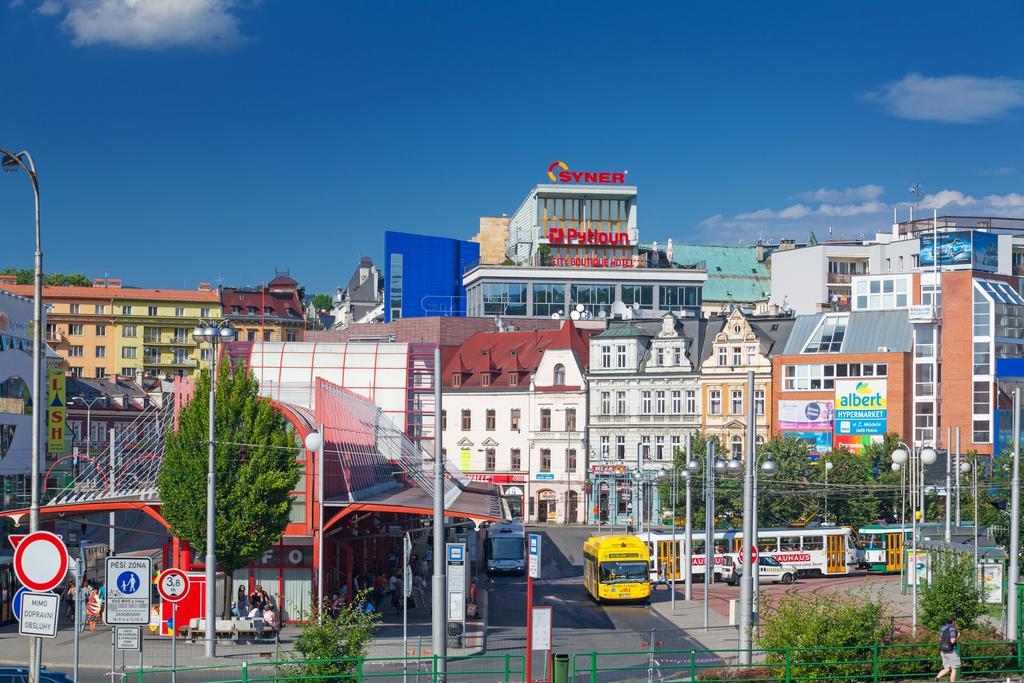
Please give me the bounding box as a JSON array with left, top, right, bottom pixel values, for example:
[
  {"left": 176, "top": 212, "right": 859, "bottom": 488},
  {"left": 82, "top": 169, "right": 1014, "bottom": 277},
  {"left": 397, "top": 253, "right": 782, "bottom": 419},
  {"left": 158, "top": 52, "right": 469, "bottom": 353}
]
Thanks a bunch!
[
  {"left": 582, "top": 535, "right": 651, "bottom": 603},
  {"left": 639, "top": 526, "right": 855, "bottom": 582}
]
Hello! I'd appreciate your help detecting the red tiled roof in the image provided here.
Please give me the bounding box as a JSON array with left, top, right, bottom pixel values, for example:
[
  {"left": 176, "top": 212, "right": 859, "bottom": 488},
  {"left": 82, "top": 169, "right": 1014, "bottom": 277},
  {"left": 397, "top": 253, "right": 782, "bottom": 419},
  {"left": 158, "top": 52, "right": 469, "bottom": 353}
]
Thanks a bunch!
[
  {"left": 0, "top": 285, "right": 112, "bottom": 300},
  {"left": 221, "top": 286, "right": 303, "bottom": 321},
  {"left": 442, "top": 321, "right": 590, "bottom": 389}
]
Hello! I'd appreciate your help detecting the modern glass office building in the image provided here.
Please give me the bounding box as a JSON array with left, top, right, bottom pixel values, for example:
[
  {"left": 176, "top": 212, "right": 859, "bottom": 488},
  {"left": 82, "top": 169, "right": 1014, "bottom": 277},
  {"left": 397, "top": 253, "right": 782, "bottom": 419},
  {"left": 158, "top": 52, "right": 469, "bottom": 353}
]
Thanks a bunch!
[{"left": 384, "top": 231, "right": 480, "bottom": 321}]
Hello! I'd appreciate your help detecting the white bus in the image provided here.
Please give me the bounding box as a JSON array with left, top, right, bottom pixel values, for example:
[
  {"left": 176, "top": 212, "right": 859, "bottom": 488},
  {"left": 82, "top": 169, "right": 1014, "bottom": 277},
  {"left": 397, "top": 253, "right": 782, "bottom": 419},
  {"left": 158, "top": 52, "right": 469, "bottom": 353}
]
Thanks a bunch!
[
  {"left": 639, "top": 526, "right": 855, "bottom": 582},
  {"left": 484, "top": 520, "right": 526, "bottom": 575}
]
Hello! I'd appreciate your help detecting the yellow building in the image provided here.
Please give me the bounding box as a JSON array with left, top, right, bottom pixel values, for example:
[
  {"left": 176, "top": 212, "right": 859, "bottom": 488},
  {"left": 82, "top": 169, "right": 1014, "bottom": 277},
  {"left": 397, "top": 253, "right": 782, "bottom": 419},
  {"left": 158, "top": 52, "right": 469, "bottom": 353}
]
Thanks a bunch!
[
  {"left": 113, "top": 286, "right": 221, "bottom": 379},
  {"left": 700, "top": 308, "right": 795, "bottom": 458}
]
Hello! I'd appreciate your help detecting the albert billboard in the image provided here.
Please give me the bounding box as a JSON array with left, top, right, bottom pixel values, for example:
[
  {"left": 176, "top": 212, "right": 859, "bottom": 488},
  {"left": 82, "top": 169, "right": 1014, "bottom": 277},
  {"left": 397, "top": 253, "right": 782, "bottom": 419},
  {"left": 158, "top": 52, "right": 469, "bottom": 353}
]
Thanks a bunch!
[{"left": 835, "top": 379, "right": 887, "bottom": 436}]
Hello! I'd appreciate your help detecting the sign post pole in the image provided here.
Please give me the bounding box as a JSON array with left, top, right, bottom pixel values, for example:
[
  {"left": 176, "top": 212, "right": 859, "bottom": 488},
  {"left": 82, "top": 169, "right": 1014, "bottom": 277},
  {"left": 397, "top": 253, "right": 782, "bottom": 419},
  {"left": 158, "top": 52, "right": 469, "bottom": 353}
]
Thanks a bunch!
[
  {"left": 172, "top": 603, "right": 177, "bottom": 683},
  {"left": 403, "top": 533, "right": 411, "bottom": 683},
  {"left": 73, "top": 546, "right": 83, "bottom": 683},
  {"left": 527, "top": 533, "right": 541, "bottom": 683},
  {"left": 157, "top": 567, "right": 190, "bottom": 683}
]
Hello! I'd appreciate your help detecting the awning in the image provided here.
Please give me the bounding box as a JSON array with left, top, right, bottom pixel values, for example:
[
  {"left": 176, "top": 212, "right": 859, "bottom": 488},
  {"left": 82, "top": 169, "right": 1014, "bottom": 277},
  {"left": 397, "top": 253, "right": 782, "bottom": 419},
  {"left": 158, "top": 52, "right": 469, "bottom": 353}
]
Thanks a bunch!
[{"left": 324, "top": 481, "right": 501, "bottom": 530}]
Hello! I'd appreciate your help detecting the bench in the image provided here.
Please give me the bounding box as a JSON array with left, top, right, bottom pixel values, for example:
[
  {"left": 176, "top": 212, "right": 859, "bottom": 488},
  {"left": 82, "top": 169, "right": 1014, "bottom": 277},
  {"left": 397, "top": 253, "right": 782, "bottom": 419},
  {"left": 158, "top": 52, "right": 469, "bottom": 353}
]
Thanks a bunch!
[{"left": 185, "top": 617, "right": 278, "bottom": 643}]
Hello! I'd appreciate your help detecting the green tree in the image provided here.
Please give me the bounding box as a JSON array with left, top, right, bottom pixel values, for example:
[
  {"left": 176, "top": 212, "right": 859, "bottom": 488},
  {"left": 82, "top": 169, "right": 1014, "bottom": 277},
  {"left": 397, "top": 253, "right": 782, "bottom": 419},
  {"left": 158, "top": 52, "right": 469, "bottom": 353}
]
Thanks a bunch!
[
  {"left": 158, "top": 363, "right": 301, "bottom": 592},
  {"left": 920, "top": 551, "right": 985, "bottom": 631},
  {"left": 1, "top": 268, "right": 92, "bottom": 286},
  {"left": 281, "top": 590, "right": 380, "bottom": 678},
  {"left": 310, "top": 293, "right": 333, "bottom": 311}
]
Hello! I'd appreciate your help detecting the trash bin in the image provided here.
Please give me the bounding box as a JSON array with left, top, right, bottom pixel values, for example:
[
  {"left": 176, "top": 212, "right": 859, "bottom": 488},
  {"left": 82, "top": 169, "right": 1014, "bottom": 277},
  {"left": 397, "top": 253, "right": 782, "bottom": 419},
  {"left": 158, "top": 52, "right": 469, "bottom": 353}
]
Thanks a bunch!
[{"left": 552, "top": 653, "right": 569, "bottom": 683}]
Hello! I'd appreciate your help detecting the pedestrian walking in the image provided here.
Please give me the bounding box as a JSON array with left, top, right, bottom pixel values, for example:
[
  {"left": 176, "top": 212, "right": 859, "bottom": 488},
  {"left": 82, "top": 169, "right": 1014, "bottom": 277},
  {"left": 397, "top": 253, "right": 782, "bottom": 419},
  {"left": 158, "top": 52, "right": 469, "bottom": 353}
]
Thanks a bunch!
[{"left": 936, "top": 616, "right": 961, "bottom": 682}]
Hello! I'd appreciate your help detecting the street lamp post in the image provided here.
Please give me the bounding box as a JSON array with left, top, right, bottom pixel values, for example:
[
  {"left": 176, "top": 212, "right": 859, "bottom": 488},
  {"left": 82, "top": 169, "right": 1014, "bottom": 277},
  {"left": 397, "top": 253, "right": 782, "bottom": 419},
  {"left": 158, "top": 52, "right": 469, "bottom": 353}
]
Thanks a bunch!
[
  {"left": 891, "top": 442, "right": 938, "bottom": 635},
  {"left": 750, "top": 452, "right": 777, "bottom": 633},
  {"left": 823, "top": 460, "right": 833, "bottom": 524},
  {"left": 192, "top": 321, "right": 236, "bottom": 658},
  {"left": 2, "top": 147, "right": 41, "bottom": 683}
]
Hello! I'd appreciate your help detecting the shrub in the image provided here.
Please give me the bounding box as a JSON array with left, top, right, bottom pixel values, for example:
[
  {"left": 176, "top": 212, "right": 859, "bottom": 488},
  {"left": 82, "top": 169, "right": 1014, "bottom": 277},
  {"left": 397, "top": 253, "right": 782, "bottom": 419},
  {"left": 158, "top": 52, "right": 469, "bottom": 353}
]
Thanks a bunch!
[
  {"left": 919, "top": 551, "right": 985, "bottom": 631},
  {"left": 696, "top": 665, "right": 775, "bottom": 681},
  {"left": 279, "top": 589, "right": 380, "bottom": 680},
  {"left": 881, "top": 625, "right": 1014, "bottom": 679}
]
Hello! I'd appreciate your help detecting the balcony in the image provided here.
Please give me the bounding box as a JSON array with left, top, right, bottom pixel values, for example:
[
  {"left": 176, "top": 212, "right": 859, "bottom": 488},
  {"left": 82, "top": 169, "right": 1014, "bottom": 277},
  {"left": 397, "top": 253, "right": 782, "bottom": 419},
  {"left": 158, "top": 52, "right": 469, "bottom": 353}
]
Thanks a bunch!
[
  {"left": 143, "top": 357, "right": 197, "bottom": 368},
  {"left": 826, "top": 273, "right": 853, "bottom": 285},
  {"left": 143, "top": 337, "right": 192, "bottom": 345}
]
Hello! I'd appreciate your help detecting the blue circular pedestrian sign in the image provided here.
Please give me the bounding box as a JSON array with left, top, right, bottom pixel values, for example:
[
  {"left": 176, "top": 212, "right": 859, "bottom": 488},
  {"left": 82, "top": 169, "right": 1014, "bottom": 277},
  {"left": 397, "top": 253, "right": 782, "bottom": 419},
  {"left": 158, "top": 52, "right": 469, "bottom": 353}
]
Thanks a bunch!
[
  {"left": 116, "top": 571, "right": 142, "bottom": 594},
  {"left": 12, "top": 586, "right": 27, "bottom": 622}
]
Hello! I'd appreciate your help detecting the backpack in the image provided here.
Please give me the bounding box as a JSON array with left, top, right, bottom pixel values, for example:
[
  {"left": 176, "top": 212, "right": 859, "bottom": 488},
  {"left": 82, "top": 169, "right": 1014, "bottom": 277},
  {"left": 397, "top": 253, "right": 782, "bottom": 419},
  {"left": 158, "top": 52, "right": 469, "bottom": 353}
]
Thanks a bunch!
[{"left": 939, "top": 625, "right": 955, "bottom": 653}]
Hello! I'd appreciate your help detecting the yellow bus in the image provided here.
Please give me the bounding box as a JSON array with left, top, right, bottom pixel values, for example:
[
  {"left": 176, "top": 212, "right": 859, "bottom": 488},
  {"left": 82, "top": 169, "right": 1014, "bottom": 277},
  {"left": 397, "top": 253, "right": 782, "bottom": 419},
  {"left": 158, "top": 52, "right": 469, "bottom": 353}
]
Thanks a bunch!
[{"left": 582, "top": 535, "right": 651, "bottom": 603}]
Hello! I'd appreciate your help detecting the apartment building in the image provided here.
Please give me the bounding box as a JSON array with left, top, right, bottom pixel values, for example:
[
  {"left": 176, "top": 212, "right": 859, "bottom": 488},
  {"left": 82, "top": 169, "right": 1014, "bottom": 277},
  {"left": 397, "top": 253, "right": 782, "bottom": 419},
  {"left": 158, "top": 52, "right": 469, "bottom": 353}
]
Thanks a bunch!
[{"left": 221, "top": 273, "right": 306, "bottom": 343}]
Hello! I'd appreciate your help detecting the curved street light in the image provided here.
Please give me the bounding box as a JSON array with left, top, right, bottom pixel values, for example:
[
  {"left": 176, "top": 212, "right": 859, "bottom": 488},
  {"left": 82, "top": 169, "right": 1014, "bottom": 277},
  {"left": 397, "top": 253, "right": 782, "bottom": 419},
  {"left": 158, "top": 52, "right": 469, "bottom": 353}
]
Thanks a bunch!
[{"left": 889, "top": 441, "right": 937, "bottom": 636}]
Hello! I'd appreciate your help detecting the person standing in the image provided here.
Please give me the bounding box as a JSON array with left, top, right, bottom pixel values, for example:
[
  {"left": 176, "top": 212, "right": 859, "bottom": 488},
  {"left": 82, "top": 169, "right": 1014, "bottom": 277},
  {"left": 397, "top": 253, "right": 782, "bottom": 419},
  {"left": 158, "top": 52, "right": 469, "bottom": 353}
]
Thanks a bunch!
[{"left": 937, "top": 617, "right": 961, "bottom": 682}]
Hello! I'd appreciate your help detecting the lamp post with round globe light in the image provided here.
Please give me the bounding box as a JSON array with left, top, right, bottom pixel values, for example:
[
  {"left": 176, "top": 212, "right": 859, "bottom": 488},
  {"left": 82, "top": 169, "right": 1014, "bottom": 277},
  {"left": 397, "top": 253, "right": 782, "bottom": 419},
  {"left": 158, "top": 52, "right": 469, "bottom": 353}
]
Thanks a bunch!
[
  {"left": 958, "top": 457, "right": 980, "bottom": 578},
  {"left": 890, "top": 442, "right": 937, "bottom": 635},
  {"left": 192, "top": 321, "right": 236, "bottom": 658},
  {"left": 750, "top": 452, "right": 778, "bottom": 633}
]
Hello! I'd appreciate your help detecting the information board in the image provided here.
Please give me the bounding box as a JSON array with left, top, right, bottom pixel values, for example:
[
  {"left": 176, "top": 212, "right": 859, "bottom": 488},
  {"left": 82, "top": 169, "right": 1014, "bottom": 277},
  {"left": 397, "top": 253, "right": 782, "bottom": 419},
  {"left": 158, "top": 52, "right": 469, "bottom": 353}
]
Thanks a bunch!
[
  {"left": 18, "top": 591, "right": 59, "bottom": 638},
  {"left": 115, "top": 626, "right": 141, "bottom": 651}
]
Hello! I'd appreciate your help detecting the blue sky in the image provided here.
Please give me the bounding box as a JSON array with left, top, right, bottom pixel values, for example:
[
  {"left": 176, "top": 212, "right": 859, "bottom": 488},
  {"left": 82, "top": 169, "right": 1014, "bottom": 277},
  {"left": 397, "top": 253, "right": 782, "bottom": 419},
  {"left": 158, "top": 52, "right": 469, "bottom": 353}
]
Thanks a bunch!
[{"left": 1, "top": 1, "right": 1022, "bottom": 294}]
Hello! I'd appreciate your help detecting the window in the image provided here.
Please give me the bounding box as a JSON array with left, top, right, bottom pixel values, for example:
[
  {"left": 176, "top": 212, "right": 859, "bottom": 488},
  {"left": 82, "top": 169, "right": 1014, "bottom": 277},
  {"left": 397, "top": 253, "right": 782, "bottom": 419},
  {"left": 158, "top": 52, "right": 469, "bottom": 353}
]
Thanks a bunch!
[
  {"left": 709, "top": 390, "right": 721, "bottom": 415},
  {"left": 731, "top": 435, "right": 742, "bottom": 458},
  {"left": 461, "top": 409, "right": 471, "bottom": 430},
  {"left": 201, "top": 308, "right": 211, "bottom": 317},
  {"left": 69, "top": 304, "right": 80, "bottom": 314},
  {"left": 621, "top": 284, "right": 654, "bottom": 310},
  {"left": 567, "top": 449, "right": 577, "bottom": 472},
  {"left": 485, "top": 448, "right": 496, "bottom": 472},
  {"left": 286, "top": 332, "right": 297, "bottom": 342},
  {"left": 481, "top": 374, "right": 490, "bottom": 387},
  {"left": 123, "top": 305, "right": 133, "bottom": 315},
  {"left": 123, "top": 325, "right": 136, "bottom": 337},
  {"left": 246, "top": 330, "right": 257, "bottom": 342},
  {"left": 803, "top": 315, "right": 848, "bottom": 353},
  {"left": 45, "top": 323, "right": 56, "bottom": 340},
  {"left": 641, "top": 391, "right": 652, "bottom": 414},
  {"left": 655, "top": 347, "right": 665, "bottom": 366},
  {"left": 659, "top": 285, "right": 701, "bottom": 310},
  {"left": 755, "top": 389, "right": 765, "bottom": 416},
  {"left": 732, "top": 347, "right": 742, "bottom": 366},
  {"left": 389, "top": 252, "right": 403, "bottom": 319},
  {"left": 747, "top": 346, "right": 757, "bottom": 366},
  {"left": 600, "top": 436, "right": 609, "bottom": 460},
  {"left": 148, "top": 306, "right": 158, "bottom": 316},
  {"left": 511, "top": 408, "right": 521, "bottom": 431},
  {"left": 95, "top": 346, "right": 106, "bottom": 358},
  {"left": 122, "top": 347, "right": 137, "bottom": 359},
  {"left": 616, "top": 345, "right": 627, "bottom": 368},
  {"left": 718, "top": 347, "right": 727, "bottom": 366},
  {"left": 441, "top": 410, "right": 447, "bottom": 430},
  {"left": 921, "top": 284, "right": 942, "bottom": 309},
  {"left": 731, "top": 389, "right": 743, "bottom": 414},
  {"left": 601, "top": 346, "right": 611, "bottom": 369},
  {"left": 616, "top": 391, "right": 626, "bottom": 415},
  {"left": 974, "top": 341, "right": 990, "bottom": 375},
  {"left": 673, "top": 346, "right": 682, "bottom": 366},
  {"left": 915, "top": 364, "right": 935, "bottom": 396},
  {"left": 68, "top": 345, "right": 83, "bottom": 357},
  {"left": 553, "top": 364, "right": 566, "bottom": 385},
  {"left": 640, "top": 435, "right": 651, "bottom": 459},
  {"left": 974, "top": 285, "right": 991, "bottom": 336},
  {"left": 511, "top": 449, "right": 522, "bottom": 470},
  {"left": 616, "top": 435, "right": 625, "bottom": 460},
  {"left": 685, "top": 389, "right": 697, "bottom": 414},
  {"left": 175, "top": 307, "right": 185, "bottom": 317},
  {"left": 671, "top": 390, "right": 682, "bottom": 414},
  {"left": 532, "top": 283, "right": 565, "bottom": 317},
  {"left": 655, "top": 391, "right": 666, "bottom": 414},
  {"left": 570, "top": 284, "right": 614, "bottom": 317},
  {"left": 93, "top": 324, "right": 107, "bottom": 337},
  {"left": 486, "top": 409, "right": 496, "bottom": 431},
  {"left": 540, "top": 408, "right": 551, "bottom": 431},
  {"left": 263, "top": 331, "right": 272, "bottom": 342},
  {"left": 69, "top": 324, "right": 83, "bottom": 336},
  {"left": 483, "top": 283, "right": 527, "bottom": 316},
  {"left": 451, "top": 373, "right": 461, "bottom": 387},
  {"left": 69, "top": 367, "right": 82, "bottom": 378},
  {"left": 94, "top": 368, "right": 105, "bottom": 378},
  {"left": 121, "top": 367, "right": 136, "bottom": 377},
  {"left": 509, "top": 372, "right": 519, "bottom": 385},
  {"left": 854, "top": 276, "right": 909, "bottom": 310},
  {"left": 565, "top": 408, "right": 576, "bottom": 431},
  {"left": 600, "top": 391, "right": 611, "bottom": 415},
  {"left": 173, "top": 327, "right": 190, "bottom": 343},
  {"left": 540, "top": 449, "right": 551, "bottom": 472},
  {"left": 915, "top": 326, "right": 935, "bottom": 358},
  {"left": 671, "top": 435, "right": 681, "bottom": 458},
  {"left": 973, "top": 419, "right": 991, "bottom": 444},
  {"left": 95, "top": 304, "right": 105, "bottom": 314},
  {"left": 655, "top": 436, "right": 665, "bottom": 461}
]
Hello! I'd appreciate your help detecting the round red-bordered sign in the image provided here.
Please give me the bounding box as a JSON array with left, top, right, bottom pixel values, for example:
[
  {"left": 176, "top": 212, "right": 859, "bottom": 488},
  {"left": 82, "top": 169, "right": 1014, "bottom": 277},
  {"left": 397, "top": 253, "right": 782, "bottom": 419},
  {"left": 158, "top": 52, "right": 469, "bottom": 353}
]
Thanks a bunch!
[
  {"left": 13, "top": 530, "right": 69, "bottom": 592},
  {"left": 738, "top": 545, "right": 759, "bottom": 565},
  {"left": 157, "top": 568, "right": 190, "bottom": 603}
]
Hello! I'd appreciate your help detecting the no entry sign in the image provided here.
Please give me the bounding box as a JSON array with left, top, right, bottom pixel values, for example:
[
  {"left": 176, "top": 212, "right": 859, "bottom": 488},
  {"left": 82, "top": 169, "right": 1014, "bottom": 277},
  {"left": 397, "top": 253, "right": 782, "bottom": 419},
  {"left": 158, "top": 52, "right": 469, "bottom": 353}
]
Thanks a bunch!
[{"left": 13, "top": 531, "right": 69, "bottom": 593}]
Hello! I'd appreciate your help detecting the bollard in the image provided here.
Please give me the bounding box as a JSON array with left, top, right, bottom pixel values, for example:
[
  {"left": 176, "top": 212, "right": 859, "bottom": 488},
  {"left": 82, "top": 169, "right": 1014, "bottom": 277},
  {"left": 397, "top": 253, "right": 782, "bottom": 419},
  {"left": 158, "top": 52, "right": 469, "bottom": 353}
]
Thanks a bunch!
[
  {"left": 552, "top": 653, "right": 569, "bottom": 683},
  {"left": 241, "top": 661, "right": 248, "bottom": 683}
]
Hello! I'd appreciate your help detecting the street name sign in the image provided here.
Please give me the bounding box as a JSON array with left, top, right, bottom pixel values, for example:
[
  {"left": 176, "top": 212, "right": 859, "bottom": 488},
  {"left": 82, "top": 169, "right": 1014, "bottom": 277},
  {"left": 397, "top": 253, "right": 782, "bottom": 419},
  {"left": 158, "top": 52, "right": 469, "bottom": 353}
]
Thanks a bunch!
[
  {"left": 105, "top": 556, "right": 152, "bottom": 625},
  {"left": 18, "top": 591, "right": 59, "bottom": 638}
]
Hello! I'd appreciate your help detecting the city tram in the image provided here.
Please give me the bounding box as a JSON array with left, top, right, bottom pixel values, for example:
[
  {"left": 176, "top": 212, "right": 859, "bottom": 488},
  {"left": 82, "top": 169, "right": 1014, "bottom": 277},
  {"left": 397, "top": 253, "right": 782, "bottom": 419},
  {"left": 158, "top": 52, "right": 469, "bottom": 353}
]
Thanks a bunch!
[
  {"left": 582, "top": 535, "right": 652, "bottom": 603},
  {"left": 856, "top": 523, "right": 998, "bottom": 573},
  {"left": 639, "top": 526, "right": 855, "bottom": 581}
]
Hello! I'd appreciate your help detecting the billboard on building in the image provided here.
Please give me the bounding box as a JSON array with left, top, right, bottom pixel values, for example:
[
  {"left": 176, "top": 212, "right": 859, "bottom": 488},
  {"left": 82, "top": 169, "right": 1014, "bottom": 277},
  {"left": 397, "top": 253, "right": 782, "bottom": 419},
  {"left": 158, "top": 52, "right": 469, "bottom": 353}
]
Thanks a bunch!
[
  {"left": 783, "top": 431, "right": 833, "bottom": 455},
  {"left": 47, "top": 369, "right": 66, "bottom": 456},
  {"left": 919, "top": 230, "right": 998, "bottom": 272},
  {"left": 833, "top": 433, "right": 882, "bottom": 454},
  {"left": 835, "top": 379, "right": 887, "bottom": 436},
  {"left": 778, "top": 400, "right": 834, "bottom": 431}
]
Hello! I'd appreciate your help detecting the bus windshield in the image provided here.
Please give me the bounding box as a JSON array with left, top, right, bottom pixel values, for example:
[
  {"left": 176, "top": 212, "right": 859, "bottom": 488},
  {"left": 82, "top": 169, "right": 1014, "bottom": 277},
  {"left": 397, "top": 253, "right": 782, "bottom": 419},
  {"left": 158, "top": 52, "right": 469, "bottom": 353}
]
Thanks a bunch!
[
  {"left": 488, "top": 537, "right": 524, "bottom": 560},
  {"left": 599, "top": 561, "right": 648, "bottom": 584}
]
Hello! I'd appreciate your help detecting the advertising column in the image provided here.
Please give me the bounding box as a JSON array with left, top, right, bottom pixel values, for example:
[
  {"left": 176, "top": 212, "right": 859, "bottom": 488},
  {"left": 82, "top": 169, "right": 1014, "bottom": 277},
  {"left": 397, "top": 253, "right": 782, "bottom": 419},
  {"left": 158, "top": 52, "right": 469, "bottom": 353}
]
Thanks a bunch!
[{"left": 834, "top": 380, "right": 887, "bottom": 453}]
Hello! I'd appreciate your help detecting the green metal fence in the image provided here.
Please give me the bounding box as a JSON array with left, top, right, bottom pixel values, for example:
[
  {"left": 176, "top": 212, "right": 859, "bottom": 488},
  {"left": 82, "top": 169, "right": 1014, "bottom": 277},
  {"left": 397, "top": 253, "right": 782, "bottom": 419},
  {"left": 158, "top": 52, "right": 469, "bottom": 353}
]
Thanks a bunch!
[
  {"left": 570, "top": 640, "right": 1021, "bottom": 682},
  {"left": 133, "top": 653, "right": 526, "bottom": 683}
]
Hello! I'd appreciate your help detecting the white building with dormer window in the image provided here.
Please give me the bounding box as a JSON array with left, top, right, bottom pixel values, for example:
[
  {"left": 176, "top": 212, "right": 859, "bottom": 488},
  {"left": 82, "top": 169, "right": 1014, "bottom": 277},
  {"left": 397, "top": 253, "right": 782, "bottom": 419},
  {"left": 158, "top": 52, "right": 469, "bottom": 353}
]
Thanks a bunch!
[{"left": 586, "top": 312, "right": 704, "bottom": 525}]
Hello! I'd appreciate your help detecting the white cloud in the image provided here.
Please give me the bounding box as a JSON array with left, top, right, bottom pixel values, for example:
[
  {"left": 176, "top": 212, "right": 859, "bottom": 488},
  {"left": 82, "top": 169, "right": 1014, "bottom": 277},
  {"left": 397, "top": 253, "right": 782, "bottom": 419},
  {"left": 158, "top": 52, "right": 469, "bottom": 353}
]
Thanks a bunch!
[
  {"left": 41, "top": 0, "right": 245, "bottom": 49},
  {"left": 36, "top": 0, "right": 61, "bottom": 15},
  {"left": 864, "top": 73, "right": 1024, "bottom": 123},
  {"left": 984, "top": 166, "right": 1019, "bottom": 176},
  {"left": 735, "top": 200, "right": 885, "bottom": 221},
  {"left": 793, "top": 185, "right": 884, "bottom": 203},
  {"left": 920, "top": 190, "right": 977, "bottom": 210},
  {"left": 919, "top": 189, "right": 1024, "bottom": 214},
  {"left": 983, "top": 193, "right": 1024, "bottom": 209}
]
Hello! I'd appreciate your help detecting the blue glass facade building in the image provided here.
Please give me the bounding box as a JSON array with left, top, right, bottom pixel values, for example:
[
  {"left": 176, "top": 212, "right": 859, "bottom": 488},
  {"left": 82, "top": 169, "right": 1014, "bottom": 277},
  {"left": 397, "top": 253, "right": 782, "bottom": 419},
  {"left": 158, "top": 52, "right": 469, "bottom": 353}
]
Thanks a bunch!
[{"left": 384, "top": 231, "right": 480, "bottom": 321}]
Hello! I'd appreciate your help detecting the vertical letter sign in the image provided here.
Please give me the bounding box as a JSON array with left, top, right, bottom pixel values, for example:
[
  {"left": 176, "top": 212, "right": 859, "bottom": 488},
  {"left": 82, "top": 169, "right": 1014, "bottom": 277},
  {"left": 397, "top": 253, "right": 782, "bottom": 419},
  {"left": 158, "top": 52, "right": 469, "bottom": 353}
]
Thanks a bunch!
[{"left": 47, "top": 369, "right": 65, "bottom": 455}]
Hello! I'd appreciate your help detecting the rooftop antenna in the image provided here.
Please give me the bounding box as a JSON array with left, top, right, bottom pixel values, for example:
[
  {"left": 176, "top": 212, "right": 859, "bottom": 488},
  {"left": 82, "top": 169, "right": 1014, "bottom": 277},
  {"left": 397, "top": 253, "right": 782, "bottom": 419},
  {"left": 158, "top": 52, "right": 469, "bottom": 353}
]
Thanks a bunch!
[{"left": 909, "top": 184, "right": 924, "bottom": 222}]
